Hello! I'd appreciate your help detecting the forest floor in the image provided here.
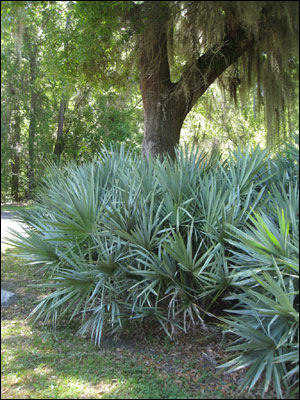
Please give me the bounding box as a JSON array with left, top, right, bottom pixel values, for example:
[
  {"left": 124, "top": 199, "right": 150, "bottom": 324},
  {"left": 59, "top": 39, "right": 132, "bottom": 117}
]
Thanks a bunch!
[{"left": 1, "top": 204, "right": 291, "bottom": 399}]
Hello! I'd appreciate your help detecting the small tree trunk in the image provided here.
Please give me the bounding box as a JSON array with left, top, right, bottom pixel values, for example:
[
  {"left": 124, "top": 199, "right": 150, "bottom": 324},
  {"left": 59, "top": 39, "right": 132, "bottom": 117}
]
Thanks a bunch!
[
  {"left": 10, "top": 108, "right": 21, "bottom": 202},
  {"left": 8, "top": 54, "right": 22, "bottom": 201},
  {"left": 53, "top": 14, "right": 71, "bottom": 162},
  {"left": 25, "top": 27, "right": 38, "bottom": 198},
  {"left": 54, "top": 97, "right": 67, "bottom": 161},
  {"left": 28, "top": 91, "right": 37, "bottom": 197},
  {"left": 1, "top": 105, "right": 12, "bottom": 202}
]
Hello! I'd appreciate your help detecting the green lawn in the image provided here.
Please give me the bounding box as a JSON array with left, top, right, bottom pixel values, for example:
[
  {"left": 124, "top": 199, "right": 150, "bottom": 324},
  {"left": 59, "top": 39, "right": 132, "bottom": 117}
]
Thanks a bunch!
[
  {"left": 1, "top": 203, "right": 34, "bottom": 213},
  {"left": 1, "top": 228, "right": 283, "bottom": 399}
]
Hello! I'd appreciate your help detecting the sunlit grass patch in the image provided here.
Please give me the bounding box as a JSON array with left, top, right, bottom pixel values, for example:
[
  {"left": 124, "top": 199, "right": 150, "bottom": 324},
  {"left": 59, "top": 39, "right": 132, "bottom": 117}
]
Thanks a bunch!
[
  {"left": 1, "top": 203, "right": 34, "bottom": 213},
  {"left": 1, "top": 309, "right": 284, "bottom": 399},
  {"left": 2, "top": 291, "right": 199, "bottom": 399},
  {"left": 1, "top": 317, "right": 122, "bottom": 399}
]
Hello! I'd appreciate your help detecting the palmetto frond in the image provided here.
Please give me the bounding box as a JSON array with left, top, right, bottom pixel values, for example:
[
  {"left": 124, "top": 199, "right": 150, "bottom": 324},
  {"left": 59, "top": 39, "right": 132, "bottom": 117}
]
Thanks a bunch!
[{"left": 6, "top": 143, "right": 298, "bottom": 397}]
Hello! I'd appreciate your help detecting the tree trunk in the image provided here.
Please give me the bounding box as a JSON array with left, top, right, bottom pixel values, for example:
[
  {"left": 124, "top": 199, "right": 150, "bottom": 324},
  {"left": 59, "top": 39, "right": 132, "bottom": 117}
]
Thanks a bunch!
[
  {"left": 142, "top": 94, "right": 187, "bottom": 160},
  {"left": 53, "top": 96, "right": 67, "bottom": 161},
  {"left": 10, "top": 104, "right": 21, "bottom": 202},
  {"left": 25, "top": 27, "right": 38, "bottom": 198},
  {"left": 1, "top": 103, "right": 12, "bottom": 202},
  {"left": 139, "top": 3, "right": 185, "bottom": 159},
  {"left": 139, "top": 2, "right": 253, "bottom": 159},
  {"left": 53, "top": 14, "right": 71, "bottom": 162},
  {"left": 28, "top": 91, "right": 37, "bottom": 197}
]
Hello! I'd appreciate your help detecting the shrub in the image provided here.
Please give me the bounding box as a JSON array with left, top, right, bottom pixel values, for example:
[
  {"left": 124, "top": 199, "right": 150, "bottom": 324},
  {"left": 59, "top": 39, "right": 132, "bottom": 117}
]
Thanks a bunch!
[
  {"left": 6, "top": 141, "right": 299, "bottom": 398},
  {"left": 219, "top": 209, "right": 298, "bottom": 398},
  {"left": 217, "top": 138, "right": 299, "bottom": 398}
]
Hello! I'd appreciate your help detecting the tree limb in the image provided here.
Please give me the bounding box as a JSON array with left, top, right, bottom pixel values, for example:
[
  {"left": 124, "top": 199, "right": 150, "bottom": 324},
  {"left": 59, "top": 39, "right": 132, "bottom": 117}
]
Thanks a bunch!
[{"left": 175, "top": 27, "right": 254, "bottom": 114}]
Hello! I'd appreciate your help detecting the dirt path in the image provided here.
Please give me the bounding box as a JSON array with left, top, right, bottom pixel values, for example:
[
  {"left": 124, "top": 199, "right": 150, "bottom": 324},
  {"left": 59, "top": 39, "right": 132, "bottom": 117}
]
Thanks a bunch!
[
  {"left": 1, "top": 212, "right": 27, "bottom": 250},
  {"left": 1, "top": 212, "right": 29, "bottom": 306}
]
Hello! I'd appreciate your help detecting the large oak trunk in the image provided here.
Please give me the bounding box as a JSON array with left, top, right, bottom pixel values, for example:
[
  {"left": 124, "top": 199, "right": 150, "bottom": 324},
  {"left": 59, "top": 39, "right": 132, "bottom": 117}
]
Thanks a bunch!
[
  {"left": 142, "top": 93, "right": 187, "bottom": 160},
  {"left": 139, "top": 2, "right": 253, "bottom": 159},
  {"left": 139, "top": 3, "right": 185, "bottom": 159}
]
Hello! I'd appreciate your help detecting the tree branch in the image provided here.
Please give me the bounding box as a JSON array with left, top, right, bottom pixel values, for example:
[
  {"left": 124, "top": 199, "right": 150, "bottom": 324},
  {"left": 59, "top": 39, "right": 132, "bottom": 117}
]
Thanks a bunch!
[{"left": 175, "top": 26, "right": 254, "bottom": 113}]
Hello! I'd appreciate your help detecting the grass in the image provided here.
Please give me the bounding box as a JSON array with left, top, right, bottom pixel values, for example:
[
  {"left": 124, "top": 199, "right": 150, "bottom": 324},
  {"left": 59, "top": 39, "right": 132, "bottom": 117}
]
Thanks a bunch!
[
  {"left": 1, "top": 251, "right": 285, "bottom": 399},
  {"left": 1, "top": 202, "right": 34, "bottom": 213},
  {"left": 1, "top": 204, "right": 286, "bottom": 399}
]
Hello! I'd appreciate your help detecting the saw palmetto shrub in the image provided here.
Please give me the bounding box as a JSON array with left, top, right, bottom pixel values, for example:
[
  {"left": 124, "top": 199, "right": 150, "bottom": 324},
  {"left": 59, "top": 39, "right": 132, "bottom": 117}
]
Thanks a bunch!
[
  {"left": 217, "top": 138, "right": 299, "bottom": 398},
  {"left": 7, "top": 139, "right": 298, "bottom": 398}
]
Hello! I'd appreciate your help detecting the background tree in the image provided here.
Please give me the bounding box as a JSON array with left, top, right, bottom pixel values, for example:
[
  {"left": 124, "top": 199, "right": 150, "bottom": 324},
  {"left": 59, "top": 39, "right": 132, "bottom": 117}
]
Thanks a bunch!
[
  {"left": 1, "top": 7, "right": 25, "bottom": 201},
  {"left": 1, "top": 1, "right": 298, "bottom": 201},
  {"left": 23, "top": 25, "right": 38, "bottom": 198},
  {"left": 52, "top": 8, "right": 72, "bottom": 162},
  {"left": 71, "top": 1, "right": 299, "bottom": 158},
  {"left": 1, "top": 1, "right": 143, "bottom": 201}
]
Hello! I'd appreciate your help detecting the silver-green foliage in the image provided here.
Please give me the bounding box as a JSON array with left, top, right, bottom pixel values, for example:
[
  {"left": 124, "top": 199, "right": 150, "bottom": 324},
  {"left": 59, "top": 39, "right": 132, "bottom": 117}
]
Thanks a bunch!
[
  {"left": 218, "top": 140, "right": 299, "bottom": 398},
  {"left": 6, "top": 141, "right": 298, "bottom": 397}
]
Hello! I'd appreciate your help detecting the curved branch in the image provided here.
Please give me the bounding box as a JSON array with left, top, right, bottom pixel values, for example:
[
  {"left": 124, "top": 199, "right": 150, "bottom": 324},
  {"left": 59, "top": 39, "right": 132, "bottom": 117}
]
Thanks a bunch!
[{"left": 175, "top": 27, "right": 254, "bottom": 113}]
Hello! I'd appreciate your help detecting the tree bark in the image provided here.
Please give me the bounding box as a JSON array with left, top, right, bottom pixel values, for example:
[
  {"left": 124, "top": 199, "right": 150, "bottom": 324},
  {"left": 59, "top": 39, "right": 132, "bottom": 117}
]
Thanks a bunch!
[
  {"left": 139, "top": 2, "right": 253, "bottom": 159},
  {"left": 28, "top": 92, "right": 37, "bottom": 197},
  {"left": 10, "top": 99, "right": 21, "bottom": 202},
  {"left": 53, "top": 96, "right": 67, "bottom": 161},
  {"left": 7, "top": 50, "right": 21, "bottom": 202},
  {"left": 25, "top": 27, "right": 38, "bottom": 198},
  {"left": 53, "top": 14, "right": 71, "bottom": 162}
]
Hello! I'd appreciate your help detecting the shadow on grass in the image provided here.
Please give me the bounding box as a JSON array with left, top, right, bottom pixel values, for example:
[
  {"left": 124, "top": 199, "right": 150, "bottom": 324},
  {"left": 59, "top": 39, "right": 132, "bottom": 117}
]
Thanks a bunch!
[
  {"left": 1, "top": 250, "right": 215, "bottom": 399},
  {"left": 2, "top": 316, "right": 215, "bottom": 399},
  {"left": 1, "top": 250, "right": 284, "bottom": 399}
]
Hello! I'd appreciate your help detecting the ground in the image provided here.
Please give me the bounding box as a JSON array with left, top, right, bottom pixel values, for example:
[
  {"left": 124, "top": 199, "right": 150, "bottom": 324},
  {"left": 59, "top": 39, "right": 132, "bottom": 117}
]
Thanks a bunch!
[{"left": 1, "top": 206, "right": 288, "bottom": 399}]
